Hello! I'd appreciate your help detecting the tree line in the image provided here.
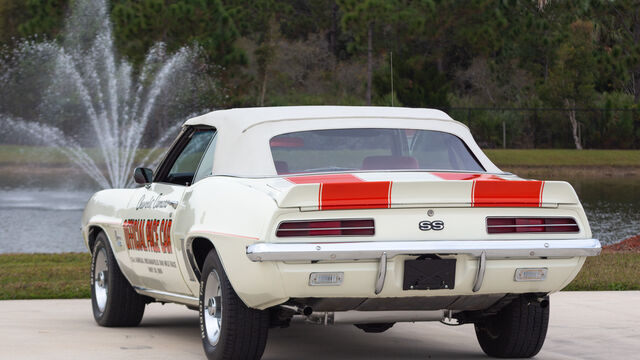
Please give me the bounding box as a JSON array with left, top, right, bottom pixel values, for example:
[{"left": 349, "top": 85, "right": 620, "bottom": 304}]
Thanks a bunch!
[{"left": 1, "top": 0, "right": 640, "bottom": 149}]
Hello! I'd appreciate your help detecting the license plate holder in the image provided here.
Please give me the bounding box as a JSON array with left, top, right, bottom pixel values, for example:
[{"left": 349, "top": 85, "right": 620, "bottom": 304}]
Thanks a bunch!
[{"left": 403, "top": 258, "right": 456, "bottom": 290}]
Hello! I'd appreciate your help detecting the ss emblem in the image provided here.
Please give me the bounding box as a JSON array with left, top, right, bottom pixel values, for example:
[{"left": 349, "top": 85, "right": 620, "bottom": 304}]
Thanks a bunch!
[{"left": 419, "top": 220, "right": 444, "bottom": 231}]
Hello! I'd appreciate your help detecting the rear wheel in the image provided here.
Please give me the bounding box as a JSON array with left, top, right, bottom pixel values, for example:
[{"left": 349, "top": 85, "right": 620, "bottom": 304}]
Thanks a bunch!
[
  {"left": 200, "top": 249, "right": 269, "bottom": 360},
  {"left": 91, "top": 232, "right": 146, "bottom": 326},
  {"left": 474, "top": 296, "right": 549, "bottom": 358}
]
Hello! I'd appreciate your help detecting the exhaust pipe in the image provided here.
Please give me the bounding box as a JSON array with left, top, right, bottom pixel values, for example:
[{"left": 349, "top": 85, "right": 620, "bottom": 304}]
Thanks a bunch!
[
  {"left": 279, "top": 305, "right": 313, "bottom": 316},
  {"left": 305, "top": 310, "right": 445, "bottom": 325}
]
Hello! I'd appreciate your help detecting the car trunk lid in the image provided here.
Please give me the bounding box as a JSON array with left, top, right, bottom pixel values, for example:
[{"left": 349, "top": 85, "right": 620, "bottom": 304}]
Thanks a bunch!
[{"left": 262, "top": 172, "right": 579, "bottom": 211}]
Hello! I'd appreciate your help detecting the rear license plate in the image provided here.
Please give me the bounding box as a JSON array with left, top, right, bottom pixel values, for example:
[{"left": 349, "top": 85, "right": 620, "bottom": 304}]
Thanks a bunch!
[{"left": 403, "top": 258, "right": 456, "bottom": 290}]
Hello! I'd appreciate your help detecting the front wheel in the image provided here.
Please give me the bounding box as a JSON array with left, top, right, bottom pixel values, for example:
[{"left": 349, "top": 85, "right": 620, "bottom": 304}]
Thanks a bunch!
[
  {"left": 200, "top": 249, "right": 269, "bottom": 360},
  {"left": 91, "top": 232, "right": 146, "bottom": 326},
  {"left": 475, "top": 296, "right": 549, "bottom": 358}
]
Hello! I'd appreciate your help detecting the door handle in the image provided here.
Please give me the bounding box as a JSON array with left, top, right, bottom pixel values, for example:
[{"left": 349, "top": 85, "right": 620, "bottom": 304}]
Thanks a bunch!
[{"left": 167, "top": 200, "right": 179, "bottom": 209}]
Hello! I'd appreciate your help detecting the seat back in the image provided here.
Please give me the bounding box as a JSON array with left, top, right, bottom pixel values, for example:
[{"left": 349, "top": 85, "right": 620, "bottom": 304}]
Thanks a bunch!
[{"left": 361, "top": 156, "right": 418, "bottom": 170}]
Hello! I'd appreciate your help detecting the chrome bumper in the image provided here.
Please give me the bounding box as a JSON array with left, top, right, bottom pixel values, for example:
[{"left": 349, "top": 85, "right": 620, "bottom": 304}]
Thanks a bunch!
[{"left": 246, "top": 238, "right": 601, "bottom": 262}]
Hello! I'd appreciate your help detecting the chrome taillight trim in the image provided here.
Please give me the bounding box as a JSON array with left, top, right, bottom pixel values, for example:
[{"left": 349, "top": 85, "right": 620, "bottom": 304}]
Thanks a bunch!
[
  {"left": 485, "top": 216, "right": 580, "bottom": 234},
  {"left": 487, "top": 224, "right": 578, "bottom": 228},
  {"left": 275, "top": 218, "right": 375, "bottom": 237},
  {"left": 277, "top": 226, "right": 375, "bottom": 232}
]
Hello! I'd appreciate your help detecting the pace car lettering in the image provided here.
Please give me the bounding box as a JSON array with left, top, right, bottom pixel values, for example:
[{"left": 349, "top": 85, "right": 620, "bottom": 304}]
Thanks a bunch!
[
  {"left": 123, "top": 218, "right": 173, "bottom": 253},
  {"left": 136, "top": 194, "right": 176, "bottom": 210},
  {"left": 136, "top": 195, "right": 155, "bottom": 210}
]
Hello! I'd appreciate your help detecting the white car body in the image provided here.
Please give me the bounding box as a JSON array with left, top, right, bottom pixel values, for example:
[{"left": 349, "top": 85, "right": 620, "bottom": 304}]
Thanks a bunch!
[{"left": 82, "top": 106, "right": 600, "bottom": 356}]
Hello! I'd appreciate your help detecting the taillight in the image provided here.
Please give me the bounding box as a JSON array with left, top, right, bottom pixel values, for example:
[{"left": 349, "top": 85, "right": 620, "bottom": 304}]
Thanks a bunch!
[
  {"left": 276, "top": 219, "right": 374, "bottom": 237},
  {"left": 487, "top": 217, "right": 579, "bottom": 234}
]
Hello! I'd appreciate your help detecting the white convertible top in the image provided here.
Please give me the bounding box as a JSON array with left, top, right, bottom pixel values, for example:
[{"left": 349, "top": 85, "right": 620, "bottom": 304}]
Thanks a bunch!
[
  {"left": 183, "top": 106, "right": 501, "bottom": 176},
  {"left": 184, "top": 106, "right": 463, "bottom": 133}
]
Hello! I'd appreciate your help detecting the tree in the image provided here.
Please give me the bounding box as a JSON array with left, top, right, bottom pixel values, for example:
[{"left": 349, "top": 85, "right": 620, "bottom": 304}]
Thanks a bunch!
[
  {"left": 112, "top": 0, "right": 245, "bottom": 68},
  {"left": 18, "top": 0, "right": 67, "bottom": 40},
  {"left": 0, "top": 1, "right": 31, "bottom": 44},
  {"left": 593, "top": 0, "right": 640, "bottom": 102},
  {"left": 338, "top": 0, "right": 395, "bottom": 105},
  {"left": 224, "top": 0, "right": 292, "bottom": 106},
  {"left": 542, "top": 20, "right": 598, "bottom": 149}
]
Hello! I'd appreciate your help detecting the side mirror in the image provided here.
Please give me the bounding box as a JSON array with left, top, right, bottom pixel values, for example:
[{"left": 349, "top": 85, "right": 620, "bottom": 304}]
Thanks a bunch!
[{"left": 134, "top": 167, "right": 153, "bottom": 185}]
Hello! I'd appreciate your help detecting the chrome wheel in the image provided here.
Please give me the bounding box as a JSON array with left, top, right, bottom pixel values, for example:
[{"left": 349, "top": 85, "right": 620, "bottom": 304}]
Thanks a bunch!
[
  {"left": 203, "top": 269, "right": 222, "bottom": 346},
  {"left": 93, "top": 248, "right": 108, "bottom": 313}
]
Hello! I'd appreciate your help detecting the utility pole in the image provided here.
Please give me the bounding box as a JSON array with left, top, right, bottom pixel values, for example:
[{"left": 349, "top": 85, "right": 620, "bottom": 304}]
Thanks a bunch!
[
  {"left": 390, "top": 52, "right": 394, "bottom": 107},
  {"left": 366, "top": 22, "right": 373, "bottom": 106},
  {"left": 502, "top": 121, "right": 506, "bottom": 149}
]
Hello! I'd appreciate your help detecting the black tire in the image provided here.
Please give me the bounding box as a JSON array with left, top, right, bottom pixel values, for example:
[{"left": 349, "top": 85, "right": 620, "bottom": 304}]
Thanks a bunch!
[
  {"left": 474, "top": 296, "right": 549, "bottom": 358},
  {"left": 91, "top": 232, "right": 146, "bottom": 327},
  {"left": 354, "top": 323, "right": 395, "bottom": 333},
  {"left": 199, "top": 249, "right": 269, "bottom": 360}
]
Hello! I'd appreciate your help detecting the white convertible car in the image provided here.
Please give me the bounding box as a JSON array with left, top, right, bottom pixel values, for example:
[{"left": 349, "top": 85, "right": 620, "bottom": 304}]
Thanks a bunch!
[{"left": 82, "top": 106, "right": 600, "bottom": 359}]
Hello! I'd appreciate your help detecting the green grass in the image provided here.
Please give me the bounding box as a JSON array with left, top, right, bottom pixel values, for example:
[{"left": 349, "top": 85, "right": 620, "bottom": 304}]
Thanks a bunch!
[
  {"left": 484, "top": 149, "right": 640, "bottom": 167},
  {"left": 0, "top": 253, "right": 90, "bottom": 300},
  {"left": 0, "top": 252, "right": 637, "bottom": 300},
  {"left": 563, "top": 253, "right": 640, "bottom": 291}
]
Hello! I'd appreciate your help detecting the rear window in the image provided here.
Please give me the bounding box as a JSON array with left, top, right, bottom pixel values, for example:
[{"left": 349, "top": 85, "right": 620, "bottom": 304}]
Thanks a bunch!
[{"left": 270, "top": 128, "right": 484, "bottom": 174}]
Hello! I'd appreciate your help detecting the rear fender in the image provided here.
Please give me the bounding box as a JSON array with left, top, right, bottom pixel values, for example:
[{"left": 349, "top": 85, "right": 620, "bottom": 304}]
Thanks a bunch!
[{"left": 184, "top": 232, "right": 287, "bottom": 309}]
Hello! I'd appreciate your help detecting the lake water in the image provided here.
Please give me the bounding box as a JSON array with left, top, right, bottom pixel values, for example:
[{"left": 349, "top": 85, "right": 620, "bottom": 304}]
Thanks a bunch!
[
  {"left": 0, "top": 177, "right": 637, "bottom": 253},
  {"left": 0, "top": 189, "right": 90, "bottom": 253}
]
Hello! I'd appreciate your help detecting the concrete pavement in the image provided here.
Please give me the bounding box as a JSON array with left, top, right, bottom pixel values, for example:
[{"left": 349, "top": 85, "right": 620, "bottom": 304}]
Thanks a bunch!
[{"left": 0, "top": 291, "right": 638, "bottom": 359}]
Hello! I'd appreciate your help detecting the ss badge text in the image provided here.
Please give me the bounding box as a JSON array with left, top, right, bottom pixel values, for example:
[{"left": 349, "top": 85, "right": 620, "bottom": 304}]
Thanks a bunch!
[{"left": 419, "top": 220, "right": 445, "bottom": 231}]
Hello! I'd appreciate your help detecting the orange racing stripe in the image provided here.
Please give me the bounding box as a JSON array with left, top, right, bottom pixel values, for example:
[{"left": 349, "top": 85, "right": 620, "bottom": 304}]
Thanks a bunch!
[
  {"left": 285, "top": 173, "right": 543, "bottom": 209},
  {"left": 472, "top": 180, "right": 545, "bottom": 207},
  {"left": 286, "top": 174, "right": 392, "bottom": 210}
]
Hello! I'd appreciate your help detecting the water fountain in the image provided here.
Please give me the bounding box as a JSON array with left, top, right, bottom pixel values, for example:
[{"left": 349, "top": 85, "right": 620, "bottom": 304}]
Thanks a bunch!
[{"left": 0, "top": 0, "right": 215, "bottom": 189}]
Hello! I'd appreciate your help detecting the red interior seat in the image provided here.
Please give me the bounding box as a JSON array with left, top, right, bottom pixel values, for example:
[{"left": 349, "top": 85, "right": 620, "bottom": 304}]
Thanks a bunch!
[{"left": 361, "top": 156, "right": 418, "bottom": 170}]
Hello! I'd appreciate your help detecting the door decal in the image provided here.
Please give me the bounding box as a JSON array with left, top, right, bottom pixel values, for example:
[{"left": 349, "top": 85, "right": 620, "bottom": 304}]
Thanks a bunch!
[{"left": 123, "top": 219, "right": 173, "bottom": 253}]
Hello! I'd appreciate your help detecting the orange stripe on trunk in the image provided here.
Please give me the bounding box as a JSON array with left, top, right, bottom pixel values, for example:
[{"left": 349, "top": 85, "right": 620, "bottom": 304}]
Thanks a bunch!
[
  {"left": 472, "top": 180, "right": 545, "bottom": 207},
  {"left": 286, "top": 174, "right": 391, "bottom": 210},
  {"left": 321, "top": 181, "right": 392, "bottom": 210}
]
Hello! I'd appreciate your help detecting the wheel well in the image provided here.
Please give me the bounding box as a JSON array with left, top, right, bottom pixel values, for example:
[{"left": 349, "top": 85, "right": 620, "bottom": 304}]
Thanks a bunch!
[
  {"left": 87, "top": 226, "right": 104, "bottom": 253},
  {"left": 191, "top": 237, "right": 214, "bottom": 275}
]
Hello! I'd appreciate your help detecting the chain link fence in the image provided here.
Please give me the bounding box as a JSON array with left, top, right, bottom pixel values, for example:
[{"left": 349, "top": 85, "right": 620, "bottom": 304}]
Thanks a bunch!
[{"left": 448, "top": 108, "right": 640, "bottom": 149}]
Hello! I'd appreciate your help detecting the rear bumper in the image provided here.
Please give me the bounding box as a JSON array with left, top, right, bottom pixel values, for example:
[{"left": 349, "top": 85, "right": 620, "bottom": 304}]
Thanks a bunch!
[
  {"left": 226, "top": 238, "right": 598, "bottom": 310},
  {"left": 246, "top": 238, "right": 601, "bottom": 262}
]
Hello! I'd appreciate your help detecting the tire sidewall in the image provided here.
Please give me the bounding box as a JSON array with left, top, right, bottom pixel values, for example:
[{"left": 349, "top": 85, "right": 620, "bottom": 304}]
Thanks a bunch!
[
  {"left": 90, "top": 234, "right": 110, "bottom": 325},
  {"left": 475, "top": 296, "right": 550, "bottom": 358},
  {"left": 199, "top": 250, "right": 227, "bottom": 360}
]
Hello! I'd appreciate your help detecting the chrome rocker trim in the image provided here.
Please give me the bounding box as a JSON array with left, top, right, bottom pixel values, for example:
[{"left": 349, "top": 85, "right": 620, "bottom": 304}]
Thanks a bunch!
[
  {"left": 246, "top": 238, "right": 601, "bottom": 262},
  {"left": 134, "top": 287, "right": 199, "bottom": 307}
]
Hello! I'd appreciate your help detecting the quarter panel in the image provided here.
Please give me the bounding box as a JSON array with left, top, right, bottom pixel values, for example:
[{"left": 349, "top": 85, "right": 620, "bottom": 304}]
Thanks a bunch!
[{"left": 176, "top": 177, "right": 288, "bottom": 306}]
